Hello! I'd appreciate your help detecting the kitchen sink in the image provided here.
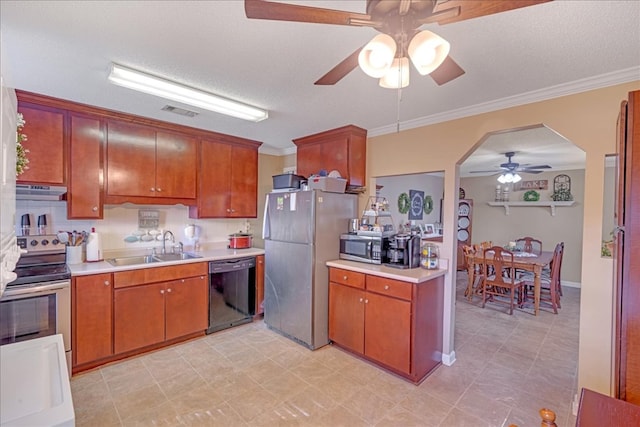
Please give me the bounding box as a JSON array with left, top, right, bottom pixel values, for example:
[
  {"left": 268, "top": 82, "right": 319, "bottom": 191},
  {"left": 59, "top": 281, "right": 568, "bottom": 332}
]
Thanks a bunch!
[
  {"left": 152, "top": 252, "right": 202, "bottom": 262},
  {"left": 106, "top": 255, "right": 158, "bottom": 266},
  {"left": 106, "top": 252, "right": 202, "bottom": 267}
]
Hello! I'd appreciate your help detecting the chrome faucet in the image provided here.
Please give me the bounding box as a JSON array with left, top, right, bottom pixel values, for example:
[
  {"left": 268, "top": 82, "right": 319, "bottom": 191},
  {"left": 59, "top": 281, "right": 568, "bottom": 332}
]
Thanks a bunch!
[{"left": 162, "top": 230, "right": 175, "bottom": 254}]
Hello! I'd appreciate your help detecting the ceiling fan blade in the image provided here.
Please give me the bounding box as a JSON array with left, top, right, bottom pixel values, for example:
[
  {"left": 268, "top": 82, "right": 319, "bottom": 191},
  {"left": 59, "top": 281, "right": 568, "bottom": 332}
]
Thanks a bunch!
[
  {"left": 433, "top": 0, "right": 552, "bottom": 25},
  {"left": 469, "top": 170, "right": 501, "bottom": 174},
  {"left": 415, "top": 5, "right": 461, "bottom": 25},
  {"left": 519, "top": 169, "right": 543, "bottom": 174},
  {"left": 315, "top": 47, "right": 363, "bottom": 85},
  {"left": 521, "top": 165, "right": 552, "bottom": 170},
  {"left": 245, "top": 0, "right": 373, "bottom": 26},
  {"left": 430, "top": 56, "right": 465, "bottom": 86}
]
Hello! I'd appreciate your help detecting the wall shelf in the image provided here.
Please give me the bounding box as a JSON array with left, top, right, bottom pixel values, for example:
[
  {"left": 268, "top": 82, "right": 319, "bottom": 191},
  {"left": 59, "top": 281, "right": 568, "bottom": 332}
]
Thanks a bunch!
[{"left": 487, "top": 201, "right": 575, "bottom": 216}]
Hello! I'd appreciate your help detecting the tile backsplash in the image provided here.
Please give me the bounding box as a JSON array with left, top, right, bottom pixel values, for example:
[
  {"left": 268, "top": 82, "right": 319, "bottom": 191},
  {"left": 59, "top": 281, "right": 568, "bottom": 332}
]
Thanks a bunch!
[{"left": 15, "top": 200, "right": 256, "bottom": 252}]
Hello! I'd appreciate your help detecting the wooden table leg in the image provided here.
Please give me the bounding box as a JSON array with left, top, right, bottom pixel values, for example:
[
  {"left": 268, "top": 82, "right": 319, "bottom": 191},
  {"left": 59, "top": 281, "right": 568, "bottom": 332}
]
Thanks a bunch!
[{"left": 533, "top": 265, "right": 541, "bottom": 316}]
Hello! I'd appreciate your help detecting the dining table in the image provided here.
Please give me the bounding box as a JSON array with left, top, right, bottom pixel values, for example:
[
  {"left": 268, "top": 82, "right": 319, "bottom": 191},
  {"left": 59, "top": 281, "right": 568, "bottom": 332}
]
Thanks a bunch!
[{"left": 465, "top": 249, "right": 554, "bottom": 316}]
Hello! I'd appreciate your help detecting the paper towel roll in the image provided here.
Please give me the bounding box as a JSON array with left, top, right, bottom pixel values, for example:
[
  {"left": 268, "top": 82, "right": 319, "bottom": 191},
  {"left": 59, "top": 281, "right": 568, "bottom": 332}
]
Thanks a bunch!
[{"left": 86, "top": 227, "right": 102, "bottom": 262}]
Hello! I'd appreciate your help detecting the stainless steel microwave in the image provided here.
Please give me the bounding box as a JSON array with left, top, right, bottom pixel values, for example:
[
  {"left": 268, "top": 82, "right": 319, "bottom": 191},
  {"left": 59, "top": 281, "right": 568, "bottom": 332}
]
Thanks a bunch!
[{"left": 339, "top": 233, "right": 384, "bottom": 264}]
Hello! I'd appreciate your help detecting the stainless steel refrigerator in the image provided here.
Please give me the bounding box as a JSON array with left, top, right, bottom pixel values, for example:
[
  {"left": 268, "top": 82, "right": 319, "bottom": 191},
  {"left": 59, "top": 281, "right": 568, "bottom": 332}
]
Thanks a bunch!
[{"left": 262, "top": 190, "right": 357, "bottom": 349}]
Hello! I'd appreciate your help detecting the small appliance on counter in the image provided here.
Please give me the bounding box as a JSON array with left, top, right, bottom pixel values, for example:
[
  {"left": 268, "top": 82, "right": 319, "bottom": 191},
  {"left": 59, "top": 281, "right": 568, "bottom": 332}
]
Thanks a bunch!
[
  {"left": 228, "top": 233, "right": 253, "bottom": 249},
  {"left": 383, "top": 233, "right": 421, "bottom": 269}
]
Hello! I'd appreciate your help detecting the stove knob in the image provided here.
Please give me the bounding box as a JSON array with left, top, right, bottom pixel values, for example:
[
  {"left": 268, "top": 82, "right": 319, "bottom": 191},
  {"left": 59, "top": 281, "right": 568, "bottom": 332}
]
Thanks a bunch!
[
  {"left": 52, "top": 239, "right": 60, "bottom": 245},
  {"left": 41, "top": 239, "right": 49, "bottom": 246},
  {"left": 30, "top": 240, "right": 38, "bottom": 246}
]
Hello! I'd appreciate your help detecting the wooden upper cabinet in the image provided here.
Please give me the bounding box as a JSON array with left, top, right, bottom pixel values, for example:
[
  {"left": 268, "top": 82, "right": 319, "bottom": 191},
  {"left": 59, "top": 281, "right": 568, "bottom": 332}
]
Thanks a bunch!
[
  {"left": 68, "top": 114, "right": 104, "bottom": 219},
  {"left": 106, "top": 120, "right": 196, "bottom": 203},
  {"left": 294, "top": 125, "right": 367, "bottom": 188},
  {"left": 155, "top": 131, "right": 197, "bottom": 199},
  {"left": 107, "top": 121, "right": 156, "bottom": 197},
  {"left": 16, "top": 104, "right": 65, "bottom": 185},
  {"left": 189, "top": 137, "right": 259, "bottom": 218}
]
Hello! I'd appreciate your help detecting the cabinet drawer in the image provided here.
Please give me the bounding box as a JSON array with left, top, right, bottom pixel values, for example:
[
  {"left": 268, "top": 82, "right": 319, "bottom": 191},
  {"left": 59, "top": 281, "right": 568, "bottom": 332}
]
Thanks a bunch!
[
  {"left": 366, "top": 275, "right": 412, "bottom": 301},
  {"left": 114, "top": 262, "right": 208, "bottom": 288},
  {"left": 329, "top": 268, "right": 365, "bottom": 289}
]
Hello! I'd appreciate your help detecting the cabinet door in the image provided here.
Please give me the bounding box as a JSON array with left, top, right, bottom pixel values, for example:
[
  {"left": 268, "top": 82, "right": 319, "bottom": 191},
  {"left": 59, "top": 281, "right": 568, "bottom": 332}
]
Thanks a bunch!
[
  {"left": 17, "top": 105, "right": 65, "bottom": 184},
  {"left": 114, "top": 283, "right": 165, "bottom": 354},
  {"left": 229, "top": 144, "right": 258, "bottom": 217},
  {"left": 165, "top": 276, "right": 208, "bottom": 340},
  {"left": 328, "top": 282, "right": 365, "bottom": 354},
  {"left": 192, "top": 139, "right": 231, "bottom": 217},
  {"left": 365, "top": 291, "right": 411, "bottom": 374},
  {"left": 107, "top": 121, "right": 156, "bottom": 197},
  {"left": 255, "top": 255, "right": 265, "bottom": 315},
  {"left": 155, "top": 131, "right": 197, "bottom": 199},
  {"left": 68, "top": 114, "right": 103, "bottom": 219},
  {"left": 320, "top": 137, "right": 349, "bottom": 181},
  {"left": 74, "top": 274, "right": 113, "bottom": 366},
  {"left": 296, "top": 143, "right": 323, "bottom": 179}
]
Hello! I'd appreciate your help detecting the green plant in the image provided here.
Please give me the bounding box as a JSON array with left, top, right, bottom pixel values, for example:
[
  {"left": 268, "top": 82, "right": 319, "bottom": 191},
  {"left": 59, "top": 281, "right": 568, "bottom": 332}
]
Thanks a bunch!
[
  {"left": 551, "top": 189, "right": 573, "bottom": 201},
  {"left": 16, "top": 113, "right": 29, "bottom": 176}
]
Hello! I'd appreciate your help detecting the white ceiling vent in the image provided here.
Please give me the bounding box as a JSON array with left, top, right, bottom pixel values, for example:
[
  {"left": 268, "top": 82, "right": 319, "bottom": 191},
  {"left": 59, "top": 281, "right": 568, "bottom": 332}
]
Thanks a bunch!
[{"left": 161, "top": 105, "right": 198, "bottom": 117}]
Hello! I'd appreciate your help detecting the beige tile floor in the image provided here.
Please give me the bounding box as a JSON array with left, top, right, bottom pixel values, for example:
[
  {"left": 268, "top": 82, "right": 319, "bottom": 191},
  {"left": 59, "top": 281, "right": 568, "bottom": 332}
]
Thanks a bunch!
[{"left": 71, "top": 273, "right": 579, "bottom": 426}]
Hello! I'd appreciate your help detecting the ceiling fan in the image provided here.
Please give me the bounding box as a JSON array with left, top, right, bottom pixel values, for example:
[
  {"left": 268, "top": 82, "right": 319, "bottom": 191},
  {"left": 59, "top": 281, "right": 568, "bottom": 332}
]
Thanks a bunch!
[
  {"left": 244, "top": 0, "right": 551, "bottom": 87},
  {"left": 470, "top": 151, "right": 552, "bottom": 175}
]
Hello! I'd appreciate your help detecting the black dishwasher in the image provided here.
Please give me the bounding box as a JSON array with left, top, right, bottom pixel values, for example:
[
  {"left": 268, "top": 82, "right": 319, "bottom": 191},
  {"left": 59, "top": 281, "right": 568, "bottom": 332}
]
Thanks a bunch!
[{"left": 207, "top": 257, "right": 256, "bottom": 334}]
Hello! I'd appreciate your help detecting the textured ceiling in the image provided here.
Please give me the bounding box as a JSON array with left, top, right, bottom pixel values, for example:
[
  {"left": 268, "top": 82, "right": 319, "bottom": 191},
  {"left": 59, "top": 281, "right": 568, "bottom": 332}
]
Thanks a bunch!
[{"left": 1, "top": 0, "right": 639, "bottom": 172}]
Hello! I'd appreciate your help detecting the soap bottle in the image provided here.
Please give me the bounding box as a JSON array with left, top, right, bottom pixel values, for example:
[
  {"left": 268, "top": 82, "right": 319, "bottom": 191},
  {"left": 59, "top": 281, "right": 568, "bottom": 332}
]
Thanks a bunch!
[{"left": 86, "top": 227, "right": 102, "bottom": 262}]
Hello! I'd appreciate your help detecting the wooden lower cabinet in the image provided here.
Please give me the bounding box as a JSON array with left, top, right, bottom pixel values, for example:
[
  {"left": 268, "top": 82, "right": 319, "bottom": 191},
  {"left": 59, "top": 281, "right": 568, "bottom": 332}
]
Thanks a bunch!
[
  {"left": 165, "top": 277, "right": 208, "bottom": 340},
  {"left": 73, "top": 263, "right": 208, "bottom": 373},
  {"left": 114, "top": 272, "right": 208, "bottom": 354},
  {"left": 73, "top": 273, "right": 113, "bottom": 366},
  {"left": 328, "top": 267, "right": 443, "bottom": 383}
]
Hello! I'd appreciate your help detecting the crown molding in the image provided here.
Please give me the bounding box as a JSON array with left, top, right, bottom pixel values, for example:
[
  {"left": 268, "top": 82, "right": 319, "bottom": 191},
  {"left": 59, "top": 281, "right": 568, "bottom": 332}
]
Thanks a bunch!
[{"left": 369, "top": 67, "right": 640, "bottom": 138}]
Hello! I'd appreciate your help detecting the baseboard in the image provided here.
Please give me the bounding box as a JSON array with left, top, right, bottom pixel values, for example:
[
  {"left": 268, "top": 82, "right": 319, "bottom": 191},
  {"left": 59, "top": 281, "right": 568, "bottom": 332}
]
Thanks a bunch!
[
  {"left": 442, "top": 351, "right": 456, "bottom": 366},
  {"left": 562, "top": 280, "right": 581, "bottom": 289}
]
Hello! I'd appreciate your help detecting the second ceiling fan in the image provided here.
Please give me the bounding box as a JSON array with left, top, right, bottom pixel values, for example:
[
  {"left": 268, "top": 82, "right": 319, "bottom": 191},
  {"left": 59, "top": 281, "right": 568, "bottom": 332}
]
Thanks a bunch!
[{"left": 244, "top": 0, "right": 551, "bottom": 87}]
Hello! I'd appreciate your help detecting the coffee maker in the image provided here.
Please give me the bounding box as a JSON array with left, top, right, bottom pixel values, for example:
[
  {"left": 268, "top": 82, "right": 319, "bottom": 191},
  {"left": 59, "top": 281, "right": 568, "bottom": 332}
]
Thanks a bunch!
[{"left": 384, "top": 233, "right": 421, "bottom": 269}]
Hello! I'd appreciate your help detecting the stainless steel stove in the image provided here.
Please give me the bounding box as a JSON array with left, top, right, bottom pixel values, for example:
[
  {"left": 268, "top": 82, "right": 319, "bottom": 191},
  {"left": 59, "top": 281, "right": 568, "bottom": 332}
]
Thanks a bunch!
[{"left": 0, "top": 235, "right": 72, "bottom": 371}]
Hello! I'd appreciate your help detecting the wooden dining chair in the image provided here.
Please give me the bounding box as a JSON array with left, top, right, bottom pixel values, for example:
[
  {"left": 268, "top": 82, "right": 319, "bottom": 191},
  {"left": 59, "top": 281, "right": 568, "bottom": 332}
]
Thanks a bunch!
[
  {"left": 516, "top": 236, "right": 543, "bottom": 255},
  {"left": 521, "top": 242, "right": 563, "bottom": 314},
  {"left": 481, "top": 246, "right": 523, "bottom": 315},
  {"left": 462, "top": 245, "right": 483, "bottom": 300}
]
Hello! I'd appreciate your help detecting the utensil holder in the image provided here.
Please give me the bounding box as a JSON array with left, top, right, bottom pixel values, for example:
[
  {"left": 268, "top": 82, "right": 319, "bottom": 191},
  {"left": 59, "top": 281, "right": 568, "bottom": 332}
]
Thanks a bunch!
[{"left": 66, "top": 245, "right": 83, "bottom": 264}]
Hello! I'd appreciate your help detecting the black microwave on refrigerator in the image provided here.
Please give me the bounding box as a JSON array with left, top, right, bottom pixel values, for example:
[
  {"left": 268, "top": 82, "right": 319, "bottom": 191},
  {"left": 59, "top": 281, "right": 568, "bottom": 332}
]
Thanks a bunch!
[{"left": 339, "top": 233, "right": 385, "bottom": 264}]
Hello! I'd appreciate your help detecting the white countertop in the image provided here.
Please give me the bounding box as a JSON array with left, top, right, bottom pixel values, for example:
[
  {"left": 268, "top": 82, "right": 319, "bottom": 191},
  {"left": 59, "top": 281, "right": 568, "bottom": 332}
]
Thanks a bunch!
[
  {"left": 326, "top": 259, "right": 447, "bottom": 283},
  {"left": 69, "top": 246, "right": 265, "bottom": 276}
]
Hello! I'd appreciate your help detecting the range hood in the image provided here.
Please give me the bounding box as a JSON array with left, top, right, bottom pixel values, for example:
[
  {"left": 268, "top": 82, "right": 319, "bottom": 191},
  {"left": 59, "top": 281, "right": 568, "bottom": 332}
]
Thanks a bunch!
[{"left": 16, "top": 184, "right": 67, "bottom": 201}]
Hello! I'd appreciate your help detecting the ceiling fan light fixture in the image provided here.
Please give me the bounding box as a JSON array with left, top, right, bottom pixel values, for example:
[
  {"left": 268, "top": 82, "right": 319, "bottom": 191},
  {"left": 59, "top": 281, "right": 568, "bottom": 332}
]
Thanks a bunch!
[
  {"left": 107, "top": 63, "right": 268, "bottom": 122},
  {"left": 497, "top": 172, "right": 522, "bottom": 184},
  {"left": 408, "top": 30, "right": 450, "bottom": 76},
  {"left": 379, "top": 57, "right": 410, "bottom": 89},
  {"left": 358, "top": 34, "right": 397, "bottom": 78}
]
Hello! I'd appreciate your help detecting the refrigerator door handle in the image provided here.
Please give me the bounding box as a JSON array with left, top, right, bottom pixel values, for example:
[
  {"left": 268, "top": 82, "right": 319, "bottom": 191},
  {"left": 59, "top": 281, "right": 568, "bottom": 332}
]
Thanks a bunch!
[{"left": 262, "top": 194, "right": 270, "bottom": 240}]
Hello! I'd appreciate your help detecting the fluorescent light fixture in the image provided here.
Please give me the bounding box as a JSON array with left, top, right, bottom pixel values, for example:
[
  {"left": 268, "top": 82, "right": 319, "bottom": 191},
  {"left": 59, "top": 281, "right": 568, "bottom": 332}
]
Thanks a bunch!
[
  {"left": 108, "top": 63, "right": 268, "bottom": 122},
  {"left": 497, "top": 172, "right": 522, "bottom": 184}
]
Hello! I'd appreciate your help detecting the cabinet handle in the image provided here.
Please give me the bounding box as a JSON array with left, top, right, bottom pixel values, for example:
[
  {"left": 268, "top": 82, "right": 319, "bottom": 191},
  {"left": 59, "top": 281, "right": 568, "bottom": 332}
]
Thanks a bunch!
[
  {"left": 364, "top": 299, "right": 369, "bottom": 304},
  {"left": 343, "top": 275, "right": 348, "bottom": 280},
  {"left": 157, "top": 188, "right": 162, "bottom": 192},
  {"left": 167, "top": 288, "right": 172, "bottom": 293},
  {"left": 226, "top": 208, "right": 231, "bottom": 213},
  {"left": 384, "top": 285, "right": 389, "bottom": 290},
  {"left": 160, "top": 289, "right": 164, "bottom": 294},
  {"left": 104, "top": 280, "right": 110, "bottom": 286},
  {"left": 359, "top": 297, "right": 363, "bottom": 303},
  {"left": 181, "top": 279, "right": 185, "bottom": 283},
  {"left": 92, "top": 206, "right": 98, "bottom": 212},
  {"left": 150, "top": 188, "right": 156, "bottom": 192}
]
